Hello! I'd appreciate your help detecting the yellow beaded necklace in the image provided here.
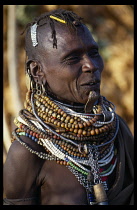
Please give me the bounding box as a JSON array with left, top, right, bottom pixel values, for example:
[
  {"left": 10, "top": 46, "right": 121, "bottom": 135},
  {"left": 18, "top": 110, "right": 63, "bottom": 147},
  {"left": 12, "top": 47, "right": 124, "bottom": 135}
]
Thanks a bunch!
[{"left": 23, "top": 90, "right": 116, "bottom": 145}]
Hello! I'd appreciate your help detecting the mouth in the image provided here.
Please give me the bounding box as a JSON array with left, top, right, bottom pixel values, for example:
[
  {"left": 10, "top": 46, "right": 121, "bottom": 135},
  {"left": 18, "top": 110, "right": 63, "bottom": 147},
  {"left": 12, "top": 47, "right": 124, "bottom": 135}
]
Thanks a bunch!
[{"left": 80, "top": 80, "right": 100, "bottom": 87}]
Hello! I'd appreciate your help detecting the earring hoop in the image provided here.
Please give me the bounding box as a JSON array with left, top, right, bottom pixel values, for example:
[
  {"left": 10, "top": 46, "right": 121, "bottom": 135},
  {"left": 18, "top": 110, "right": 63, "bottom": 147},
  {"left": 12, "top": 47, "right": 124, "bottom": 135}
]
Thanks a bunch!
[
  {"left": 36, "top": 80, "right": 42, "bottom": 95},
  {"left": 26, "top": 69, "right": 32, "bottom": 91},
  {"left": 41, "top": 81, "right": 45, "bottom": 95}
]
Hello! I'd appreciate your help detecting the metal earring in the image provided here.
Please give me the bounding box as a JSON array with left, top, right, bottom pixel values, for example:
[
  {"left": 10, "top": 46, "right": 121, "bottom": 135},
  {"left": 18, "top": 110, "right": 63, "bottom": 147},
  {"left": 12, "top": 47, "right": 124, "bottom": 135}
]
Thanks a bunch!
[
  {"left": 36, "top": 80, "right": 42, "bottom": 95},
  {"left": 41, "top": 81, "right": 45, "bottom": 95},
  {"left": 26, "top": 69, "right": 34, "bottom": 91}
]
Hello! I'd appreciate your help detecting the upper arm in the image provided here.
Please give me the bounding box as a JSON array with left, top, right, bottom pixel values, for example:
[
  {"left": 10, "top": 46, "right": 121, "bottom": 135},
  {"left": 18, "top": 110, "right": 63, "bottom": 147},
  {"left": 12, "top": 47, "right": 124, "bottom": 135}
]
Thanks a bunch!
[{"left": 3, "top": 139, "right": 44, "bottom": 202}]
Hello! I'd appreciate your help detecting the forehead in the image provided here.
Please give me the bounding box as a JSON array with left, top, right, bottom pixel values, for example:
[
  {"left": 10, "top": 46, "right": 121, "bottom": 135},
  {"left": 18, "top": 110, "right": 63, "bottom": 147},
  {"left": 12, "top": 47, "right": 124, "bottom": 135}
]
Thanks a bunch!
[{"left": 39, "top": 24, "right": 98, "bottom": 56}]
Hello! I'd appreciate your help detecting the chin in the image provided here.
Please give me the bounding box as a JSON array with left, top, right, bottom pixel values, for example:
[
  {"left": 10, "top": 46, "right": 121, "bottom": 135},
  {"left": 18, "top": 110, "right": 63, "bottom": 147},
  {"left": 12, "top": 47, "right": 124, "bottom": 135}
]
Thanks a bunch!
[{"left": 80, "top": 90, "right": 100, "bottom": 104}]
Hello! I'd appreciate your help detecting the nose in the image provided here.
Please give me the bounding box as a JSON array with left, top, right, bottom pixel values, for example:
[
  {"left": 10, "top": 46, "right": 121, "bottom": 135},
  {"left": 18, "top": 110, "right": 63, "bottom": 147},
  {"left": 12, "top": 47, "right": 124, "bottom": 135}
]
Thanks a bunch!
[{"left": 82, "top": 55, "right": 98, "bottom": 73}]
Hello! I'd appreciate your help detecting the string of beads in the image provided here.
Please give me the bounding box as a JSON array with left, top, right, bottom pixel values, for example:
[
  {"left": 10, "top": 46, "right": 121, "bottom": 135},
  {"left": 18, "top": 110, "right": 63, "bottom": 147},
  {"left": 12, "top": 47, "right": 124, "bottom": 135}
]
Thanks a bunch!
[
  {"left": 11, "top": 90, "right": 119, "bottom": 205},
  {"left": 23, "top": 91, "right": 116, "bottom": 142}
]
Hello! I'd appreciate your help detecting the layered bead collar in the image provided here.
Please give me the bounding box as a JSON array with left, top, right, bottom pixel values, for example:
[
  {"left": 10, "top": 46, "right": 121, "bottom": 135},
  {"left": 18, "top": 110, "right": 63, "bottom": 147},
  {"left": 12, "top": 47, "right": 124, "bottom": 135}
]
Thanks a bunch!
[{"left": 12, "top": 90, "right": 119, "bottom": 205}]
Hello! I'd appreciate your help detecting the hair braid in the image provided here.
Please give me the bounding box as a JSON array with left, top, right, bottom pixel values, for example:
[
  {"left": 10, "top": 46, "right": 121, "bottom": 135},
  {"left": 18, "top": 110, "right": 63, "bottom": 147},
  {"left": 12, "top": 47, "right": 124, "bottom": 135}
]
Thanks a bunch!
[{"left": 24, "top": 9, "right": 84, "bottom": 58}]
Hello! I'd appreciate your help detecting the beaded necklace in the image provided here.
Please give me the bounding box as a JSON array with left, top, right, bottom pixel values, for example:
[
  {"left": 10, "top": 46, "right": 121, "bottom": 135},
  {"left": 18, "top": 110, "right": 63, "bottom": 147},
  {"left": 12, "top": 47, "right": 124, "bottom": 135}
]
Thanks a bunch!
[{"left": 12, "top": 90, "right": 119, "bottom": 205}]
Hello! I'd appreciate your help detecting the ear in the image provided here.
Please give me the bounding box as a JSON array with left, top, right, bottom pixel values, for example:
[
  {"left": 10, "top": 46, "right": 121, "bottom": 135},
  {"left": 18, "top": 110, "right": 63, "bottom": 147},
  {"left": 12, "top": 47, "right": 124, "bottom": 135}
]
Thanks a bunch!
[{"left": 27, "top": 60, "right": 46, "bottom": 85}]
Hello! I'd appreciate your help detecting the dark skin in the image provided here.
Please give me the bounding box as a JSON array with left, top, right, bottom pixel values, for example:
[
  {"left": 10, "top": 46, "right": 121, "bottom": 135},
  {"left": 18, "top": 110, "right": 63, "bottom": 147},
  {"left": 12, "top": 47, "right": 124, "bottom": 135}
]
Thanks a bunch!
[
  {"left": 4, "top": 24, "right": 105, "bottom": 205},
  {"left": 30, "top": 24, "right": 104, "bottom": 105}
]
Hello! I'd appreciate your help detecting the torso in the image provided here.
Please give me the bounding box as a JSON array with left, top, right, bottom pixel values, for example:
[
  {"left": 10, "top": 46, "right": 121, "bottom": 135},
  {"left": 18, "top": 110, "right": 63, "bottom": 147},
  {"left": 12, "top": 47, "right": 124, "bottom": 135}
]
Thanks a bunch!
[
  {"left": 37, "top": 160, "right": 88, "bottom": 205},
  {"left": 4, "top": 135, "right": 116, "bottom": 205},
  {"left": 21, "top": 135, "right": 89, "bottom": 205}
]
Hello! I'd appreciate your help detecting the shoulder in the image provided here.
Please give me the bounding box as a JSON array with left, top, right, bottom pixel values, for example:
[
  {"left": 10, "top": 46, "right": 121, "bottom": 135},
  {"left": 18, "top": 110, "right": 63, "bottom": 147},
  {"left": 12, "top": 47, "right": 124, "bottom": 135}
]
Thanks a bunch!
[
  {"left": 116, "top": 115, "right": 134, "bottom": 159},
  {"left": 5, "top": 136, "right": 46, "bottom": 166},
  {"left": 117, "top": 115, "right": 133, "bottom": 138},
  {"left": 3, "top": 136, "right": 46, "bottom": 198}
]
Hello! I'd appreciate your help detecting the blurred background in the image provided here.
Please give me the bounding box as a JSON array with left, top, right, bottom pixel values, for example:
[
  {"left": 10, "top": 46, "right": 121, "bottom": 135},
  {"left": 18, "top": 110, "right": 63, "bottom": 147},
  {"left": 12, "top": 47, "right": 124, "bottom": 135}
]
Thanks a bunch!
[{"left": 3, "top": 5, "right": 134, "bottom": 163}]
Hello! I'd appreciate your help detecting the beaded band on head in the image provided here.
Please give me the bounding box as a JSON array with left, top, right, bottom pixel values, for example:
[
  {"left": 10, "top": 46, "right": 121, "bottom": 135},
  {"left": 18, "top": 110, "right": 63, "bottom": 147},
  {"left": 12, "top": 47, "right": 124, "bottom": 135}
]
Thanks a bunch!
[
  {"left": 30, "top": 16, "right": 67, "bottom": 47},
  {"left": 31, "top": 23, "right": 38, "bottom": 47}
]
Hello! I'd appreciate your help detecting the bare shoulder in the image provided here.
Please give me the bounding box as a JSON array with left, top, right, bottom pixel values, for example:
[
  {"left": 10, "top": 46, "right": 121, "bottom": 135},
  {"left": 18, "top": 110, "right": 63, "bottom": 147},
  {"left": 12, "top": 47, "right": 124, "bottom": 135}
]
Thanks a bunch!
[
  {"left": 3, "top": 136, "right": 45, "bottom": 198},
  {"left": 4, "top": 136, "right": 45, "bottom": 168}
]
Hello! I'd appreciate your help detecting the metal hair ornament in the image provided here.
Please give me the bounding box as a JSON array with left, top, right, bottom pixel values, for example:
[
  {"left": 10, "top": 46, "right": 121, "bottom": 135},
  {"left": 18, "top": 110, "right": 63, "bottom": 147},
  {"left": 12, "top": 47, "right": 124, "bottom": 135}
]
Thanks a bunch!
[
  {"left": 49, "top": 15, "right": 67, "bottom": 24},
  {"left": 31, "top": 23, "right": 38, "bottom": 47}
]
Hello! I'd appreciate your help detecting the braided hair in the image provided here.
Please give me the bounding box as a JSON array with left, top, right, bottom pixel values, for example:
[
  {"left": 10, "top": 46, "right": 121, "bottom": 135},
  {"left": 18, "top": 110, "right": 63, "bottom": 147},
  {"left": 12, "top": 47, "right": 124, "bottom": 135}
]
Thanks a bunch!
[{"left": 24, "top": 9, "right": 84, "bottom": 60}]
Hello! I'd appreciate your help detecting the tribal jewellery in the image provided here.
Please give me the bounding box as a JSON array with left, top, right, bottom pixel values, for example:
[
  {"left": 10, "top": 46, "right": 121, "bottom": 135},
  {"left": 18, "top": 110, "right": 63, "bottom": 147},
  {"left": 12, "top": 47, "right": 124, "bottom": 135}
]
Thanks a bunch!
[{"left": 12, "top": 90, "right": 119, "bottom": 205}]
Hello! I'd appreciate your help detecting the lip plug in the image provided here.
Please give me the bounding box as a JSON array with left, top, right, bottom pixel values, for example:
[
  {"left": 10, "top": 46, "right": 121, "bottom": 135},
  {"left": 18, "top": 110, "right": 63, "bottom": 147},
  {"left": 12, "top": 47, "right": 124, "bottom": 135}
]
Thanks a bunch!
[{"left": 84, "top": 91, "right": 99, "bottom": 113}]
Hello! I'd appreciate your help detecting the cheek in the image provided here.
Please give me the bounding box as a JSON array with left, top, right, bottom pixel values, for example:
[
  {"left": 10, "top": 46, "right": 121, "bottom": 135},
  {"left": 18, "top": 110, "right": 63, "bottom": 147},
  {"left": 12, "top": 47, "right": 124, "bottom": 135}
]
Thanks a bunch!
[{"left": 45, "top": 67, "right": 75, "bottom": 92}]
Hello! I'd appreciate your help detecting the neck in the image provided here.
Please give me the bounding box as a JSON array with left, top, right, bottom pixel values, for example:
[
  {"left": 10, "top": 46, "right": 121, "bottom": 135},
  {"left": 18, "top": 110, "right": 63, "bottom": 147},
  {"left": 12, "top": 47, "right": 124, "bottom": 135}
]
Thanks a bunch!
[
  {"left": 47, "top": 92, "right": 85, "bottom": 112},
  {"left": 46, "top": 92, "right": 99, "bottom": 113}
]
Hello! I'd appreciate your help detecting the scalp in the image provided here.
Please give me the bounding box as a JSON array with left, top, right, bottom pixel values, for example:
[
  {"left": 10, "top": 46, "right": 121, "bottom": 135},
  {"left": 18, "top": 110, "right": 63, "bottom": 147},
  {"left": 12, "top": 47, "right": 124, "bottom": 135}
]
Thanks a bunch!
[{"left": 24, "top": 9, "right": 84, "bottom": 61}]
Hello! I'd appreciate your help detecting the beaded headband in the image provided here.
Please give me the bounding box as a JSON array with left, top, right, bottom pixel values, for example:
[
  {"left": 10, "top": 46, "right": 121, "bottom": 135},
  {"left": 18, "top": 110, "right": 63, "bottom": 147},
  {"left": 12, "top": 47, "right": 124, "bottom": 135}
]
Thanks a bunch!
[
  {"left": 30, "top": 15, "right": 67, "bottom": 47},
  {"left": 31, "top": 23, "right": 38, "bottom": 47}
]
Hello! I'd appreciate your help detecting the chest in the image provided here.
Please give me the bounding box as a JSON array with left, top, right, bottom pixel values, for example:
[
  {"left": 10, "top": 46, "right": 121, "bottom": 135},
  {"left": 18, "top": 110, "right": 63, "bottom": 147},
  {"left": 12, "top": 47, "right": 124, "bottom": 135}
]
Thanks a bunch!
[
  {"left": 37, "top": 160, "right": 88, "bottom": 205},
  {"left": 37, "top": 153, "right": 116, "bottom": 205}
]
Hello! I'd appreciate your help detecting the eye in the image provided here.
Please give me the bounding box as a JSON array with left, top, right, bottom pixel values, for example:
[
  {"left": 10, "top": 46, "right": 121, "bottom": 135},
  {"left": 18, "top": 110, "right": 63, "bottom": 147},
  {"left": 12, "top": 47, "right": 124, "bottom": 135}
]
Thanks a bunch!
[
  {"left": 88, "top": 49, "right": 99, "bottom": 57},
  {"left": 64, "top": 56, "right": 81, "bottom": 65}
]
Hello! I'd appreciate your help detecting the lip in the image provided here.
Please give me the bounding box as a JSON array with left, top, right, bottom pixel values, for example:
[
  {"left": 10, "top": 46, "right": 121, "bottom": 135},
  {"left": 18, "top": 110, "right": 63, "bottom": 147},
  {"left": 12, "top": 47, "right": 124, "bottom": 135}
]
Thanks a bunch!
[
  {"left": 80, "top": 80, "right": 100, "bottom": 86},
  {"left": 80, "top": 80, "right": 100, "bottom": 92}
]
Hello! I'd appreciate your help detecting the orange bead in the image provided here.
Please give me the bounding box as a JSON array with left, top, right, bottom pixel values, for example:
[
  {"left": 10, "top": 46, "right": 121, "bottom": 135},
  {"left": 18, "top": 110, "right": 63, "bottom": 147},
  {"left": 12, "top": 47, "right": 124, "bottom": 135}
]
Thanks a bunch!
[
  {"left": 74, "top": 124, "right": 79, "bottom": 129},
  {"left": 78, "top": 129, "right": 83, "bottom": 135},
  {"left": 66, "top": 116, "right": 71, "bottom": 121},
  {"left": 30, "top": 131, "right": 33, "bottom": 135},
  {"left": 79, "top": 123, "right": 83, "bottom": 129},
  {"left": 60, "top": 117, "right": 65, "bottom": 121},
  {"left": 60, "top": 111, "right": 65, "bottom": 115},
  {"left": 53, "top": 120, "right": 58, "bottom": 125},
  {"left": 43, "top": 114, "right": 46, "bottom": 119},
  {"left": 57, "top": 122, "right": 61, "bottom": 127},
  {"left": 99, "top": 128, "right": 103, "bottom": 133},
  {"left": 71, "top": 124, "right": 75, "bottom": 129},
  {"left": 74, "top": 129, "right": 78, "bottom": 133},
  {"left": 82, "top": 130, "right": 87, "bottom": 135},
  {"left": 63, "top": 113, "right": 67, "bottom": 118},
  {"left": 61, "top": 123, "right": 65, "bottom": 128},
  {"left": 91, "top": 130, "right": 95, "bottom": 135},
  {"left": 95, "top": 128, "right": 99, "bottom": 135},
  {"left": 36, "top": 134, "right": 39, "bottom": 138},
  {"left": 67, "top": 123, "right": 72, "bottom": 128},
  {"left": 86, "top": 121, "right": 91, "bottom": 126},
  {"left": 58, "top": 109, "right": 62, "bottom": 114},
  {"left": 83, "top": 122, "right": 87, "bottom": 127},
  {"left": 70, "top": 118, "right": 74, "bottom": 124}
]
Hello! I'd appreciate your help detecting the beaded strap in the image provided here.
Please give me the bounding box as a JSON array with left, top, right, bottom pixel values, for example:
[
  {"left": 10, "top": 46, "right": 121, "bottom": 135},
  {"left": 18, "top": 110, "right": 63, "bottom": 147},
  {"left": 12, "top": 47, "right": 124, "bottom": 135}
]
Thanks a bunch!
[{"left": 13, "top": 129, "right": 56, "bottom": 160}]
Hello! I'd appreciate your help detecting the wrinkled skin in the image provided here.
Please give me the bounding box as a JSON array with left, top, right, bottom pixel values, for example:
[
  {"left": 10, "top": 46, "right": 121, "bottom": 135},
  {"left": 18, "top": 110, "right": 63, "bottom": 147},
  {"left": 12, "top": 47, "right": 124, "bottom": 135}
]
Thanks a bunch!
[
  {"left": 3, "top": 24, "right": 107, "bottom": 205},
  {"left": 30, "top": 24, "right": 104, "bottom": 105}
]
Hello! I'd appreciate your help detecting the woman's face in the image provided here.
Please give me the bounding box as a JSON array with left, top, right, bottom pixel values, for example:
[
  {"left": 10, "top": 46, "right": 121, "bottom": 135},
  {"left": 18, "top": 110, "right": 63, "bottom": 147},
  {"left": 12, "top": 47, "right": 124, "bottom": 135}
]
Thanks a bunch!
[{"left": 37, "top": 24, "right": 104, "bottom": 104}]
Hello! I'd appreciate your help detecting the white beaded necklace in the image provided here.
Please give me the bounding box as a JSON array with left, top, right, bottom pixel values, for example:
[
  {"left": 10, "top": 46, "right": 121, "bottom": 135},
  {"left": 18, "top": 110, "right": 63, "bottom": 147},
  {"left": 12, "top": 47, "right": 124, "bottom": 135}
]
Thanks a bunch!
[{"left": 41, "top": 138, "right": 90, "bottom": 172}]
